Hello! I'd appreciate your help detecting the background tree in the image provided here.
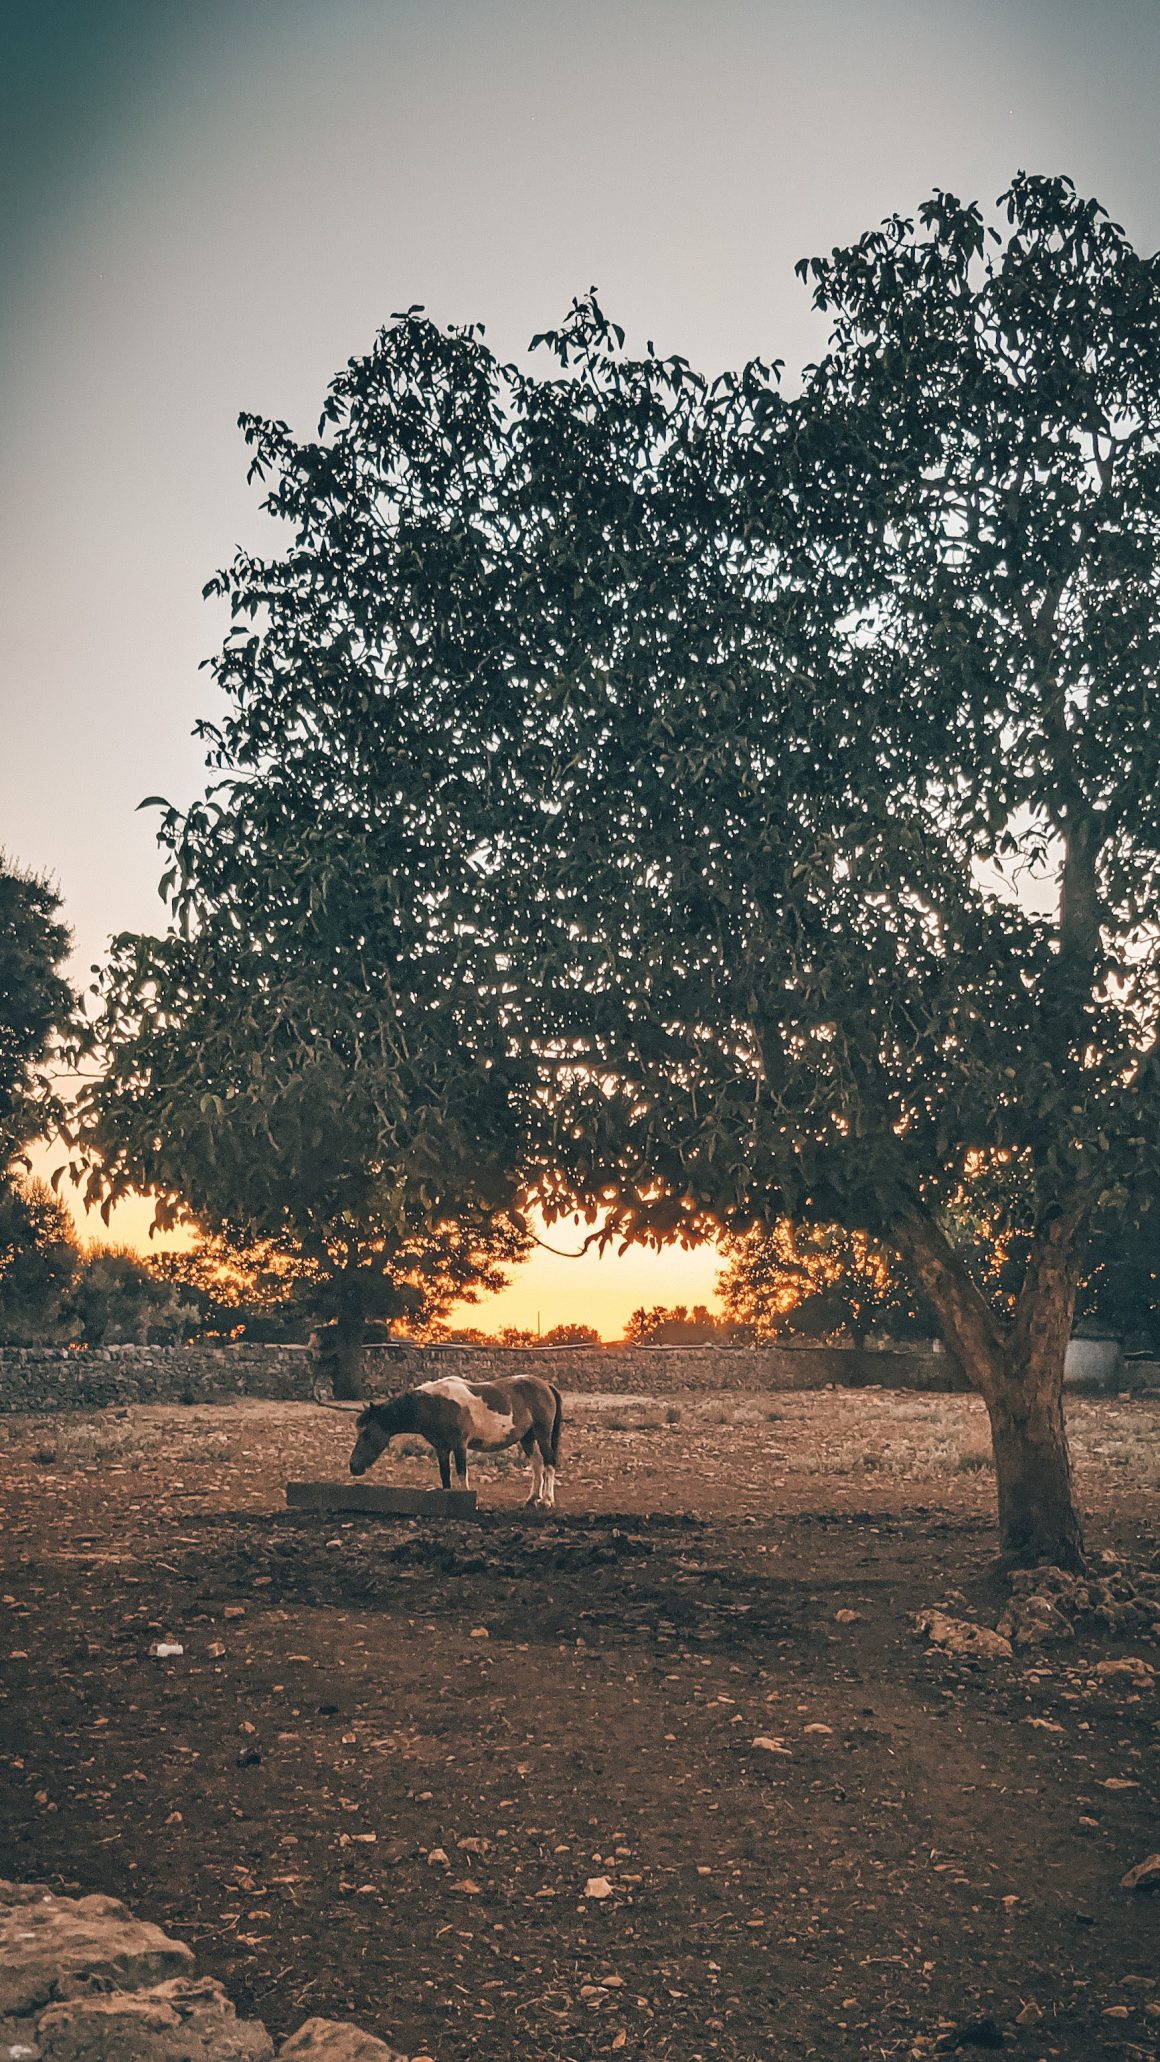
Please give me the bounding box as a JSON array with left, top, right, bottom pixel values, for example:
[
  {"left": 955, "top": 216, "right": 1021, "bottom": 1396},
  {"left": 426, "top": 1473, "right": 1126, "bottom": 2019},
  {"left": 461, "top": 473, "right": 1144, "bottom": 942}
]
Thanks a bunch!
[
  {"left": 63, "top": 1246, "right": 201, "bottom": 1346},
  {"left": 1076, "top": 1192, "right": 1160, "bottom": 1355},
  {"left": 624, "top": 1305, "right": 739, "bottom": 1345},
  {"left": 0, "top": 859, "right": 80, "bottom": 1349},
  {"left": 147, "top": 1234, "right": 310, "bottom": 1340},
  {"left": 718, "top": 1223, "right": 929, "bottom": 1349},
  {"left": 0, "top": 856, "right": 75, "bottom": 1178},
  {"left": 0, "top": 1180, "right": 79, "bottom": 1345},
  {"left": 77, "top": 873, "right": 532, "bottom": 1395}
]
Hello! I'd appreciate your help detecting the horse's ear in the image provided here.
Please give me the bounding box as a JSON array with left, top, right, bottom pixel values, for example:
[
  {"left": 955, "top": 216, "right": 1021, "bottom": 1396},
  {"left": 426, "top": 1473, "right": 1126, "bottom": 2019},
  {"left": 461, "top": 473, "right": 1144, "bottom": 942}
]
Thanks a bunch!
[{"left": 355, "top": 1406, "right": 372, "bottom": 1427}]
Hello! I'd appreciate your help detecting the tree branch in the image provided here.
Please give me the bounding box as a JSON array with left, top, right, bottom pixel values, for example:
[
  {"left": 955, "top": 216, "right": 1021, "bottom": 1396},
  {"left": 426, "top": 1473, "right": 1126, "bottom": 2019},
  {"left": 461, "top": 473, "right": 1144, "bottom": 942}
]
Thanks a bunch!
[
  {"left": 1008, "top": 1199, "right": 1087, "bottom": 1378},
  {"left": 888, "top": 1199, "right": 1006, "bottom": 1390}
]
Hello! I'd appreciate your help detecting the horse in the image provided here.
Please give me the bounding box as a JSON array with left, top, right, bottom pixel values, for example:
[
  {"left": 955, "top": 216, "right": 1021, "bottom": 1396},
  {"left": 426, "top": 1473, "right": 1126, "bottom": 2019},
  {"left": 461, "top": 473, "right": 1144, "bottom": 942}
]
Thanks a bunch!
[{"left": 346, "top": 1373, "right": 563, "bottom": 1507}]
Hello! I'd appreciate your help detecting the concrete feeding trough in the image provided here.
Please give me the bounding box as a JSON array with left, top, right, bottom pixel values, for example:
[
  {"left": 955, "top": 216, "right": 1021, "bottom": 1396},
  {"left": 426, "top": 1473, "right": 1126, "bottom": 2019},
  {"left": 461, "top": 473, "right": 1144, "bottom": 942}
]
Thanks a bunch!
[{"left": 286, "top": 1481, "right": 479, "bottom": 1519}]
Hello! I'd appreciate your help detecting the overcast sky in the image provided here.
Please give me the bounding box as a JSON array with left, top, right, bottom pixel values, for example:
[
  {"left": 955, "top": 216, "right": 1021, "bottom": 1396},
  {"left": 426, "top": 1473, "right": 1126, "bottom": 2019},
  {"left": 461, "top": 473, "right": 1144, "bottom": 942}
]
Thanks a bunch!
[{"left": 3, "top": 0, "right": 1159, "bottom": 1326}]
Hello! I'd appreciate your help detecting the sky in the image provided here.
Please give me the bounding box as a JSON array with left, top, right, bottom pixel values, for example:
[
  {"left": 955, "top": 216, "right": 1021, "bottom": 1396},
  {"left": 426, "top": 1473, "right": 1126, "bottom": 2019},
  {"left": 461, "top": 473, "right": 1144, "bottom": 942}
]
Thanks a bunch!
[{"left": 3, "top": 0, "right": 1160, "bottom": 1335}]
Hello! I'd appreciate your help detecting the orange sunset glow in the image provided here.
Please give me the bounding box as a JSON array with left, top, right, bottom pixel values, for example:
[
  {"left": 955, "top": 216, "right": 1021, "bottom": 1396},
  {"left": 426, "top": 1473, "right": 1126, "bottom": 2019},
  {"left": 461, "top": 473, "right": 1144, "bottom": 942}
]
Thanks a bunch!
[{"left": 31, "top": 1142, "right": 724, "bottom": 1341}]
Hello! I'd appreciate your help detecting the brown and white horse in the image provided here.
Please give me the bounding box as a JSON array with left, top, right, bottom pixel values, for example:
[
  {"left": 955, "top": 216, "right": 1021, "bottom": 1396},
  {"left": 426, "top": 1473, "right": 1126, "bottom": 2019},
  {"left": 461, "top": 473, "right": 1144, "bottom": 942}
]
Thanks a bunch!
[{"left": 346, "top": 1374, "right": 563, "bottom": 1507}]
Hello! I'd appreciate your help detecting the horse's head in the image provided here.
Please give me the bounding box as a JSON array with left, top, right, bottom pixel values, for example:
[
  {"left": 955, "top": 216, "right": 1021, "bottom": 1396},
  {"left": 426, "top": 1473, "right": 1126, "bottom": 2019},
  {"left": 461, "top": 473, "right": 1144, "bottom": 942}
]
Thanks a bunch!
[{"left": 348, "top": 1397, "right": 409, "bottom": 1476}]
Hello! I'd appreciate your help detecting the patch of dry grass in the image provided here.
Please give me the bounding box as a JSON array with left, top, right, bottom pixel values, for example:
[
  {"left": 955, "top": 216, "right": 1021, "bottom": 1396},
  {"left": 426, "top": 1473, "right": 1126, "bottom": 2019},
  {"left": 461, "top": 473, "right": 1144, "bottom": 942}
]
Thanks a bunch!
[
  {"left": 0, "top": 1409, "right": 236, "bottom": 1472},
  {"left": 567, "top": 1386, "right": 1160, "bottom": 1493}
]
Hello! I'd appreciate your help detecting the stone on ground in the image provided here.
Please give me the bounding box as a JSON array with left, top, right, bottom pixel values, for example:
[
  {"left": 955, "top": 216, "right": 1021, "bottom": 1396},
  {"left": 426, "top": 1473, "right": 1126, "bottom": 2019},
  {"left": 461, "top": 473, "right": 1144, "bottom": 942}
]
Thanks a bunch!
[
  {"left": 914, "top": 1610, "right": 1013, "bottom": 1662},
  {"left": 36, "top": 1977, "right": 274, "bottom": 2061},
  {"left": 0, "top": 2014, "right": 42, "bottom": 2060},
  {"left": 0, "top": 1883, "right": 193, "bottom": 2018},
  {"left": 1120, "top": 1853, "right": 1160, "bottom": 1893},
  {"left": 997, "top": 1589, "right": 1075, "bottom": 1648},
  {"left": 277, "top": 2020, "right": 410, "bottom": 2060}
]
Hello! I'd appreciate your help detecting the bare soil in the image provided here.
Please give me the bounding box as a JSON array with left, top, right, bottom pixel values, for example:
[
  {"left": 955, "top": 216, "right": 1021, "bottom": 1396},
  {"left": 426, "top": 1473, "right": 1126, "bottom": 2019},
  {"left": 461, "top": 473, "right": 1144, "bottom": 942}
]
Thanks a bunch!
[{"left": 0, "top": 1389, "right": 1157, "bottom": 2062}]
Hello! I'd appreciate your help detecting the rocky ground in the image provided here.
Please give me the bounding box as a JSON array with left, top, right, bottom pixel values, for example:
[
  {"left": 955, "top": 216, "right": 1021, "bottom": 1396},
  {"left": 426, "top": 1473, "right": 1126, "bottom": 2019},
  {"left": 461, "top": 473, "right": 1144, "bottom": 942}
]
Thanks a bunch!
[{"left": 0, "top": 1389, "right": 1157, "bottom": 2062}]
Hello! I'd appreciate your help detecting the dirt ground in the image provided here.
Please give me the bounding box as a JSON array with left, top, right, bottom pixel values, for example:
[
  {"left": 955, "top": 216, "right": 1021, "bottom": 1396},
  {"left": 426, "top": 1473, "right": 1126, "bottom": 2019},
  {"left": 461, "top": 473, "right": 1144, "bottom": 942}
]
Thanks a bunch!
[{"left": 0, "top": 1388, "right": 1157, "bottom": 2062}]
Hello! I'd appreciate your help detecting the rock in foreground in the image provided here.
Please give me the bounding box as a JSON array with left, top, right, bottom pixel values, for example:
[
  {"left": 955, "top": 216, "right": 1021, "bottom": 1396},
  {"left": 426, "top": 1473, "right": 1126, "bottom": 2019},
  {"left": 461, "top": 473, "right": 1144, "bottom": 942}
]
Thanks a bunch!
[
  {"left": 0, "top": 1882, "right": 194, "bottom": 2018},
  {"left": 915, "top": 1610, "right": 1014, "bottom": 1662},
  {"left": 278, "top": 2018, "right": 411, "bottom": 2059},
  {"left": 0, "top": 1882, "right": 421, "bottom": 2062},
  {"left": 37, "top": 1976, "right": 274, "bottom": 2061}
]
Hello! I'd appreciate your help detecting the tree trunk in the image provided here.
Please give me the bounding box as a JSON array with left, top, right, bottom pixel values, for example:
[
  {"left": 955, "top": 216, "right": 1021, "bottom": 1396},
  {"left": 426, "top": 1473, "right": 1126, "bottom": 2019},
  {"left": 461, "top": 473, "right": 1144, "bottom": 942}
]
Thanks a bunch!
[
  {"left": 892, "top": 1203, "right": 1086, "bottom": 1570},
  {"left": 992, "top": 1205, "right": 1086, "bottom": 1569},
  {"left": 985, "top": 1376, "right": 1083, "bottom": 1572},
  {"left": 330, "top": 1307, "right": 368, "bottom": 1401}
]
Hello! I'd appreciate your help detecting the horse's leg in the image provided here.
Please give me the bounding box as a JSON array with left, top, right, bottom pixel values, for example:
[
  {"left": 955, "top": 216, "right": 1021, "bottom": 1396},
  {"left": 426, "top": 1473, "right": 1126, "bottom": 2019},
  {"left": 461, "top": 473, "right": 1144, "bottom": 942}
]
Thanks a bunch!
[
  {"left": 531, "top": 1412, "right": 557, "bottom": 1508},
  {"left": 542, "top": 1386, "right": 561, "bottom": 1507},
  {"left": 435, "top": 1446, "right": 452, "bottom": 1491},
  {"left": 522, "top": 1428, "right": 543, "bottom": 1506},
  {"left": 454, "top": 1441, "right": 470, "bottom": 1490},
  {"left": 534, "top": 1426, "right": 556, "bottom": 1508},
  {"left": 519, "top": 1427, "right": 538, "bottom": 1503}
]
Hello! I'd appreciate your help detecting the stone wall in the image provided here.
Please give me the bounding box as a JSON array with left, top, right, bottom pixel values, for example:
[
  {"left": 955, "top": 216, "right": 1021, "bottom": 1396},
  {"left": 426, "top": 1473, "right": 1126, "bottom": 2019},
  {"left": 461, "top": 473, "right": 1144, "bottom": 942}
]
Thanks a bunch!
[
  {"left": 0, "top": 1339, "right": 971, "bottom": 1414},
  {"left": 366, "top": 1340, "right": 970, "bottom": 1394},
  {"left": 0, "top": 1343, "right": 316, "bottom": 1415},
  {"left": 0, "top": 1338, "right": 1154, "bottom": 1415}
]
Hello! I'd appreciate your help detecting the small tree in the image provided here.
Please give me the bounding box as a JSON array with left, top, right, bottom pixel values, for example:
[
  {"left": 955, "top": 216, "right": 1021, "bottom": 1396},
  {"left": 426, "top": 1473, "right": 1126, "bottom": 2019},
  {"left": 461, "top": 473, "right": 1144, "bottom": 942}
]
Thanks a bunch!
[
  {"left": 78, "top": 910, "right": 531, "bottom": 1395},
  {"left": 625, "top": 1304, "right": 735, "bottom": 1345}
]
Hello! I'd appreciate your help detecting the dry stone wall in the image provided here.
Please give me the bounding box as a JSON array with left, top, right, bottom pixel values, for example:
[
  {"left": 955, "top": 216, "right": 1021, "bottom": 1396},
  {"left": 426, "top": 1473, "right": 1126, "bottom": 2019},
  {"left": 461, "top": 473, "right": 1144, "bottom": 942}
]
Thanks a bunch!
[
  {"left": 366, "top": 1341, "right": 970, "bottom": 1394},
  {"left": 0, "top": 1339, "right": 972, "bottom": 1414},
  {"left": 3, "top": 1338, "right": 1155, "bottom": 1415},
  {"left": 0, "top": 1344, "right": 316, "bottom": 1415}
]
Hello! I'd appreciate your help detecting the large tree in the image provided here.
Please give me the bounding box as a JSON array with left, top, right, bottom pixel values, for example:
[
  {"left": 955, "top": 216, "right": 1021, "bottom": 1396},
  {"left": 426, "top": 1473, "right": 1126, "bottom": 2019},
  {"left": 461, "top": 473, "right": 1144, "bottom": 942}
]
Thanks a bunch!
[
  {"left": 511, "top": 180, "right": 1160, "bottom": 1565},
  {"left": 743, "top": 174, "right": 1160, "bottom": 1564}
]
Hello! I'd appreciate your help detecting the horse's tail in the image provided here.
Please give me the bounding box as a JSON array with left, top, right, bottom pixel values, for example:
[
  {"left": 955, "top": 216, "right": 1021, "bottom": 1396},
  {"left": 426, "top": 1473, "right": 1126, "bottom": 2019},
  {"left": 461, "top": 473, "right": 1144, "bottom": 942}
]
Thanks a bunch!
[{"left": 549, "top": 1384, "right": 563, "bottom": 1468}]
